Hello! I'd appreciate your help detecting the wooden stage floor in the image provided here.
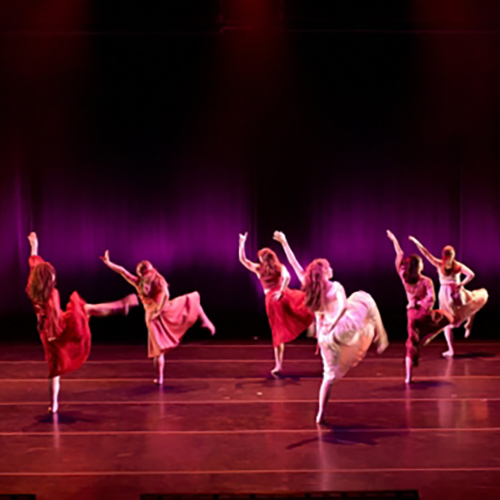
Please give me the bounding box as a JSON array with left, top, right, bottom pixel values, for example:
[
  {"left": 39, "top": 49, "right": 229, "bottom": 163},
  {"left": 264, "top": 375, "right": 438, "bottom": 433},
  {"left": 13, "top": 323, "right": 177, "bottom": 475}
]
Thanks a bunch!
[{"left": 1, "top": 339, "right": 500, "bottom": 500}]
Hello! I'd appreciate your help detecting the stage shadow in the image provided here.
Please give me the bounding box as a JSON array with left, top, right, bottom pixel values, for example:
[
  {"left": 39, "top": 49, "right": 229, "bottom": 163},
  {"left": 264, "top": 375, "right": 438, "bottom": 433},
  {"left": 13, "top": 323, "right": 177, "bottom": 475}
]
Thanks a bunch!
[
  {"left": 453, "top": 352, "right": 496, "bottom": 359},
  {"left": 407, "top": 380, "right": 453, "bottom": 389},
  {"left": 33, "top": 411, "right": 96, "bottom": 426}
]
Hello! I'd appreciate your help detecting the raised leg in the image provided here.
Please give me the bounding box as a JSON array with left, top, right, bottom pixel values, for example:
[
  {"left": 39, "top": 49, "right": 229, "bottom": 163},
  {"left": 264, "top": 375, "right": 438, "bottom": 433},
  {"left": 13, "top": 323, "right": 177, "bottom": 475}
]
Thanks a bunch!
[
  {"left": 85, "top": 294, "right": 139, "bottom": 317},
  {"left": 198, "top": 303, "right": 216, "bottom": 335},
  {"left": 153, "top": 353, "right": 165, "bottom": 385},
  {"left": 464, "top": 314, "right": 475, "bottom": 339},
  {"left": 272, "top": 343, "right": 284, "bottom": 375},
  {"left": 442, "top": 326, "right": 454, "bottom": 357},
  {"left": 48, "top": 376, "right": 60, "bottom": 413}
]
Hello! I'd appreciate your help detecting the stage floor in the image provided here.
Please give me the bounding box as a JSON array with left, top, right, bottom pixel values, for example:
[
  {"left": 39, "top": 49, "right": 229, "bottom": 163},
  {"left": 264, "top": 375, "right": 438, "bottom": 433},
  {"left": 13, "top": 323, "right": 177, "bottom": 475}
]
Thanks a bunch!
[{"left": 1, "top": 338, "right": 500, "bottom": 500}]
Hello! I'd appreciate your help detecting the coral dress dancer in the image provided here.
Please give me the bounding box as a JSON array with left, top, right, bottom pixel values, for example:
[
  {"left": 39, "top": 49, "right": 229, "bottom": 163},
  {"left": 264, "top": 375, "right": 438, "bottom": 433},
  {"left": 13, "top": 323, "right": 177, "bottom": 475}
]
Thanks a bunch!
[
  {"left": 101, "top": 251, "right": 215, "bottom": 385},
  {"left": 26, "top": 232, "right": 139, "bottom": 413},
  {"left": 410, "top": 236, "right": 488, "bottom": 357},
  {"left": 387, "top": 231, "right": 452, "bottom": 383},
  {"left": 238, "top": 232, "right": 314, "bottom": 376}
]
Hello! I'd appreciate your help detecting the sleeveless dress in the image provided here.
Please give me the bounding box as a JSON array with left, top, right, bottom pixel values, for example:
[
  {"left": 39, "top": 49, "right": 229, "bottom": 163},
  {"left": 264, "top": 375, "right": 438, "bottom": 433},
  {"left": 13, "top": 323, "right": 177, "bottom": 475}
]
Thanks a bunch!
[
  {"left": 399, "top": 271, "right": 452, "bottom": 366},
  {"left": 438, "top": 267, "right": 488, "bottom": 328},
  {"left": 27, "top": 255, "right": 91, "bottom": 378},
  {"left": 259, "top": 266, "right": 314, "bottom": 347},
  {"left": 316, "top": 282, "right": 388, "bottom": 382},
  {"left": 137, "top": 270, "right": 201, "bottom": 358}
]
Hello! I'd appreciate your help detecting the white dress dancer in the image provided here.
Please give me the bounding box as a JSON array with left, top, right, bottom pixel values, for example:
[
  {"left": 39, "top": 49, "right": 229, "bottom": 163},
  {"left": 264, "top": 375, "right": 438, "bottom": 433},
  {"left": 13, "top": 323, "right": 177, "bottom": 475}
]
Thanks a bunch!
[
  {"left": 272, "top": 233, "right": 388, "bottom": 424},
  {"left": 410, "top": 237, "right": 488, "bottom": 357}
]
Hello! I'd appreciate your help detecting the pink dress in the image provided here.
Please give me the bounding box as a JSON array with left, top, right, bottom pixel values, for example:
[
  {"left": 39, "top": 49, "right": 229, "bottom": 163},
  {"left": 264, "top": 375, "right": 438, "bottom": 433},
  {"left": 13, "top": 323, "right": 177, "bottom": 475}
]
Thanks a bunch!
[
  {"left": 27, "top": 256, "right": 91, "bottom": 378},
  {"left": 438, "top": 267, "right": 488, "bottom": 328},
  {"left": 259, "top": 266, "right": 314, "bottom": 347},
  {"left": 137, "top": 270, "right": 200, "bottom": 358},
  {"left": 398, "top": 269, "right": 452, "bottom": 366}
]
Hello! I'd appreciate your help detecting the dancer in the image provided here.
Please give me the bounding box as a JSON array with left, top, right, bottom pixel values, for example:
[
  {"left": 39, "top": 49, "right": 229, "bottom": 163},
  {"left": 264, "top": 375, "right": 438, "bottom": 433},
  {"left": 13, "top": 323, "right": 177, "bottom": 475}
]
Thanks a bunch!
[
  {"left": 238, "top": 232, "right": 314, "bottom": 375},
  {"left": 410, "top": 236, "right": 488, "bottom": 357},
  {"left": 387, "top": 231, "right": 452, "bottom": 383},
  {"left": 26, "top": 232, "right": 138, "bottom": 413},
  {"left": 273, "top": 232, "right": 388, "bottom": 422},
  {"left": 101, "top": 250, "right": 215, "bottom": 385}
]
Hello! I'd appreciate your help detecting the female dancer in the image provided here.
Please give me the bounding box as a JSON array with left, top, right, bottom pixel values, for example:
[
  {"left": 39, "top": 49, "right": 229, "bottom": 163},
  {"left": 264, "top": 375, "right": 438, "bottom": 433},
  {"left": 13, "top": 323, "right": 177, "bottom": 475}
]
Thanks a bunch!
[
  {"left": 101, "top": 250, "right": 215, "bottom": 385},
  {"left": 274, "top": 232, "right": 388, "bottom": 423},
  {"left": 387, "top": 231, "right": 452, "bottom": 382},
  {"left": 410, "top": 236, "right": 488, "bottom": 357},
  {"left": 26, "top": 232, "right": 139, "bottom": 413},
  {"left": 238, "top": 232, "right": 314, "bottom": 375}
]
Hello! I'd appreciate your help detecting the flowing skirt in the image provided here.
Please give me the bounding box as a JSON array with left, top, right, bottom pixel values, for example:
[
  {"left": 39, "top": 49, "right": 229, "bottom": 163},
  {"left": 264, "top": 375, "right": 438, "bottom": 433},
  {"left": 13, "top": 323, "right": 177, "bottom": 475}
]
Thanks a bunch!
[
  {"left": 265, "top": 287, "right": 315, "bottom": 347},
  {"left": 42, "top": 292, "right": 91, "bottom": 378},
  {"left": 439, "top": 285, "right": 488, "bottom": 328},
  {"left": 146, "top": 291, "right": 201, "bottom": 358}
]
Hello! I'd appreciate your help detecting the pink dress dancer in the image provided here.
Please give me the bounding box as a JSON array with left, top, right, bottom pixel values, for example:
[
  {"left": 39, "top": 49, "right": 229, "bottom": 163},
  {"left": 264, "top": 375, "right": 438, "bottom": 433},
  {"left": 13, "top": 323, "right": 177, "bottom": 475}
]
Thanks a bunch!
[
  {"left": 410, "top": 237, "right": 488, "bottom": 357},
  {"left": 239, "top": 233, "right": 314, "bottom": 375},
  {"left": 387, "top": 231, "right": 452, "bottom": 382},
  {"left": 26, "top": 232, "right": 138, "bottom": 413},
  {"left": 101, "top": 251, "right": 215, "bottom": 385}
]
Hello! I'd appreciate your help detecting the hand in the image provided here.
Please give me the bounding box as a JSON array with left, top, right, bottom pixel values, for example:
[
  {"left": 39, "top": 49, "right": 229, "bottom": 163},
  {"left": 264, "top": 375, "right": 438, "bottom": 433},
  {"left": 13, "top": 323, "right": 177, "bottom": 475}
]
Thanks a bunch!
[
  {"left": 100, "top": 250, "right": 110, "bottom": 265},
  {"left": 273, "top": 231, "right": 287, "bottom": 244},
  {"left": 386, "top": 230, "right": 396, "bottom": 241},
  {"left": 27, "top": 232, "right": 38, "bottom": 246},
  {"left": 239, "top": 232, "right": 248, "bottom": 245},
  {"left": 271, "top": 290, "right": 283, "bottom": 301}
]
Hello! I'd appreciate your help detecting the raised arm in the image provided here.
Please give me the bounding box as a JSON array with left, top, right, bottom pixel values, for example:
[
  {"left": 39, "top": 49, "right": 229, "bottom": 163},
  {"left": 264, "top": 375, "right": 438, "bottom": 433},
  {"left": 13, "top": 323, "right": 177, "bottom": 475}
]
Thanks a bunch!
[
  {"left": 386, "top": 230, "right": 404, "bottom": 271},
  {"left": 238, "top": 232, "right": 259, "bottom": 274},
  {"left": 273, "top": 231, "right": 305, "bottom": 284},
  {"left": 28, "top": 232, "right": 39, "bottom": 257},
  {"left": 456, "top": 261, "right": 475, "bottom": 288},
  {"left": 409, "top": 236, "right": 441, "bottom": 269},
  {"left": 100, "top": 250, "right": 139, "bottom": 287}
]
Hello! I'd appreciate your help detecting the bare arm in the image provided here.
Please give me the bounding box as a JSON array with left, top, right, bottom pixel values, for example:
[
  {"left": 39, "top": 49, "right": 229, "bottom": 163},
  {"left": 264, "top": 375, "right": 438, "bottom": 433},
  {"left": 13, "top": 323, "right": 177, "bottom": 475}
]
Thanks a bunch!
[
  {"left": 456, "top": 262, "right": 475, "bottom": 288},
  {"left": 273, "top": 231, "right": 305, "bottom": 284},
  {"left": 409, "top": 236, "right": 441, "bottom": 269},
  {"left": 386, "top": 230, "right": 404, "bottom": 271},
  {"left": 238, "top": 232, "right": 259, "bottom": 274},
  {"left": 100, "top": 250, "right": 139, "bottom": 287},
  {"left": 28, "top": 232, "right": 39, "bottom": 257},
  {"left": 151, "top": 280, "right": 170, "bottom": 319}
]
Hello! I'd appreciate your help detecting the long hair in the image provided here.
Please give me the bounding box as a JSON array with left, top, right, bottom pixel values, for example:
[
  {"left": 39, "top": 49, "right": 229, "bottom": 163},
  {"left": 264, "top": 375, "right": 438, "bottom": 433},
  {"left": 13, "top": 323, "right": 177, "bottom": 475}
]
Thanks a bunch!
[
  {"left": 303, "top": 258, "right": 331, "bottom": 313},
  {"left": 441, "top": 245, "right": 460, "bottom": 276},
  {"left": 26, "top": 262, "right": 56, "bottom": 304},
  {"left": 257, "top": 248, "right": 282, "bottom": 288},
  {"left": 402, "top": 254, "right": 422, "bottom": 285},
  {"left": 137, "top": 261, "right": 168, "bottom": 298}
]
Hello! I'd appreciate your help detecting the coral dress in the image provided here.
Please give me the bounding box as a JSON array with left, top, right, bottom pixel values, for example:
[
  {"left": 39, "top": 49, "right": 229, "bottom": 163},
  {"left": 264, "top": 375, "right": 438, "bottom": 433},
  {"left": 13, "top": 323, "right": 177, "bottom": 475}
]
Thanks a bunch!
[
  {"left": 398, "top": 271, "right": 452, "bottom": 366},
  {"left": 27, "top": 256, "right": 91, "bottom": 378},
  {"left": 137, "top": 270, "right": 200, "bottom": 358},
  {"left": 438, "top": 267, "right": 488, "bottom": 328},
  {"left": 316, "top": 282, "right": 387, "bottom": 381},
  {"left": 259, "top": 266, "right": 314, "bottom": 347}
]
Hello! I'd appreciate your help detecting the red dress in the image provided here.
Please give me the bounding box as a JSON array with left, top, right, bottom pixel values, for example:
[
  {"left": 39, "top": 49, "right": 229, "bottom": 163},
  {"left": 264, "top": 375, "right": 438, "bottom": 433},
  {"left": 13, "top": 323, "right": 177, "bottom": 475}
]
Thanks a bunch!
[
  {"left": 27, "top": 256, "right": 91, "bottom": 378},
  {"left": 260, "top": 267, "right": 314, "bottom": 347},
  {"left": 137, "top": 269, "right": 200, "bottom": 358}
]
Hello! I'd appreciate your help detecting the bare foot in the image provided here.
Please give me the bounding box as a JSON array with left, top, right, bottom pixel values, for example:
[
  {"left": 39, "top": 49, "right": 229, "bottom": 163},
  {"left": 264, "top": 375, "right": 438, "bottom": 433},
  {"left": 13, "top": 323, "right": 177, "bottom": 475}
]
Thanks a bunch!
[
  {"left": 153, "top": 378, "right": 163, "bottom": 386},
  {"left": 405, "top": 378, "right": 412, "bottom": 384},
  {"left": 464, "top": 327, "right": 471, "bottom": 339},
  {"left": 442, "top": 350, "right": 454, "bottom": 358},
  {"left": 377, "top": 338, "right": 389, "bottom": 355},
  {"left": 316, "top": 412, "right": 325, "bottom": 424},
  {"left": 48, "top": 404, "right": 58, "bottom": 414},
  {"left": 271, "top": 365, "right": 282, "bottom": 376},
  {"left": 201, "top": 319, "right": 216, "bottom": 336}
]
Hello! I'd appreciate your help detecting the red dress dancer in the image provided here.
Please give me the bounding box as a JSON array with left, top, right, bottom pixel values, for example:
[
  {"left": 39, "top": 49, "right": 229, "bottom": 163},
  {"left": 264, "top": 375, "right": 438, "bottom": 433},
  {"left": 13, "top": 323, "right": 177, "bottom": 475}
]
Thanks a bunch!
[
  {"left": 239, "top": 233, "right": 314, "bottom": 375},
  {"left": 101, "top": 251, "right": 215, "bottom": 385},
  {"left": 410, "top": 236, "right": 488, "bottom": 357},
  {"left": 387, "top": 231, "right": 452, "bottom": 383},
  {"left": 26, "top": 232, "right": 138, "bottom": 413}
]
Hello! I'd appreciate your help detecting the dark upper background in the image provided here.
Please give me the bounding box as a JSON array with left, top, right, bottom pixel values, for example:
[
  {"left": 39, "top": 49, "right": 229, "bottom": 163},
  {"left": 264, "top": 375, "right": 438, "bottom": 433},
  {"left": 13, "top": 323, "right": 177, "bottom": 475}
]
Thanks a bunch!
[{"left": 1, "top": 0, "right": 499, "bottom": 343}]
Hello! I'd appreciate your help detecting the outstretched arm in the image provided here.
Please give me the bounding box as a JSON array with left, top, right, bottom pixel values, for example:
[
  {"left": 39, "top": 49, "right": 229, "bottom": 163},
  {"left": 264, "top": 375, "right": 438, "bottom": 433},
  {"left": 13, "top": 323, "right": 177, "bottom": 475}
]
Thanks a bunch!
[
  {"left": 386, "top": 230, "right": 404, "bottom": 271},
  {"left": 238, "top": 232, "right": 259, "bottom": 274},
  {"left": 273, "top": 231, "right": 305, "bottom": 284},
  {"left": 100, "top": 250, "right": 139, "bottom": 287},
  {"left": 409, "top": 236, "right": 441, "bottom": 269},
  {"left": 28, "top": 232, "right": 38, "bottom": 257},
  {"left": 456, "top": 262, "right": 475, "bottom": 288}
]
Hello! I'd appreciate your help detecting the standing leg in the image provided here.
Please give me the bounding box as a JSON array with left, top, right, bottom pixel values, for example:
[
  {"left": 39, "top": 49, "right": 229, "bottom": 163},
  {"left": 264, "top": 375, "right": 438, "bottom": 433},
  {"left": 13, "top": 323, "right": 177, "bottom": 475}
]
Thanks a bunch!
[
  {"left": 405, "top": 357, "right": 413, "bottom": 384},
  {"left": 198, "top": 302, "right": 216, "bottom": 335},
  {"left": 85, "top": 294, "right": 139, "bottom": 317},
  {"left": 154, "top": 353, "right": 165, "bottom": 385},
  {"left": 316, "top": 377, "right": 335, "bottom": 424},
  {"left": 48, "top": 376, "right": 60, "bottom": 413},
  {"left": 271, "top": 343, "right": 284, "bottom": 375},
  {"left": 442, "top": 326, "right": 454, "bottom": 357}
]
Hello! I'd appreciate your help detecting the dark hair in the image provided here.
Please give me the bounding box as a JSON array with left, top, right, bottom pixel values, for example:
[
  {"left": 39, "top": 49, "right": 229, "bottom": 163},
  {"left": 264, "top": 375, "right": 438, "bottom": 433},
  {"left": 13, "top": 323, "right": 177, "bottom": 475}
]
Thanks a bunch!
[
  {"left": 26, "top": 262, "right": 56, "bottom": 304},
  {"left": 303, "top": 258, "right": 331, "bottom": 312},
  {"left": 257, "top": 248, "right": 282, "bottom": 288},
  {"left": 402, "top": 254, "right": 422, "bottom": 285},
  {"left": 441, "top": 245, "right": 460, "bottom": 276}
]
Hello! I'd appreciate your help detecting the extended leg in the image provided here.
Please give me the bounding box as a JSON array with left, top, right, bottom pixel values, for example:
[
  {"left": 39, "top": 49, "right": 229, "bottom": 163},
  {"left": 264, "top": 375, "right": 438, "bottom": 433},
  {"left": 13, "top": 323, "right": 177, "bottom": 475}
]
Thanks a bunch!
[
  {"left": 48, "top": 376, "right": 60, "bottom": 413},
  {"left": 272, "top": 343, "right": 285, "bottom": 375},
  {"left": 442, "top": 326, "right": 454, "bottom": 357},
  {"left": 154, "top": 353, "right": 165, "bottom": 385},
  {"left": 198, "top": 302, "right": 216, "bottom": 335},
  {"left": 85, "top": 294, "right": 139, "bottom": 317}
]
